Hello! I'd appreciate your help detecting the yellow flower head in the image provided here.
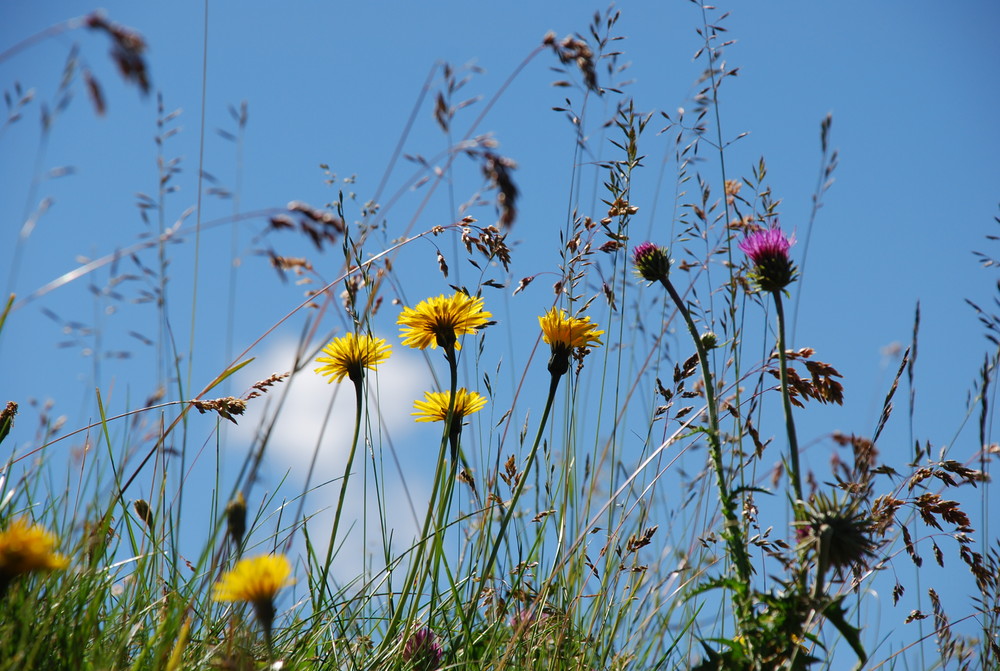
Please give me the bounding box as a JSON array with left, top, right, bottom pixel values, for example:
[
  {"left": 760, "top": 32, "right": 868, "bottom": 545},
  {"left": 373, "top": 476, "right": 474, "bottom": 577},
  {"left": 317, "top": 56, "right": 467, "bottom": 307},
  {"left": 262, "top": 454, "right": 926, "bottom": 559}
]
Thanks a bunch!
[
  {"left": 0, "top": 518, "right": 69, "bottom": 579},
  {"left": 412, "top": 388, "right": 487, "bottom": 423},
  {"left": 315, "top": 332, "right": 391, "bottom": 383},
  {"left": 398, "top": 292, "right": 491, "bottom": 351},
  {"left": 212, "top": 553, "right": 294, "bottom": 607},
  {"left": 539, "top": 308, "right": 603, "bottom": 350},
  {"left": 539, "top": 308, "right": 604, "bottom": 377}
]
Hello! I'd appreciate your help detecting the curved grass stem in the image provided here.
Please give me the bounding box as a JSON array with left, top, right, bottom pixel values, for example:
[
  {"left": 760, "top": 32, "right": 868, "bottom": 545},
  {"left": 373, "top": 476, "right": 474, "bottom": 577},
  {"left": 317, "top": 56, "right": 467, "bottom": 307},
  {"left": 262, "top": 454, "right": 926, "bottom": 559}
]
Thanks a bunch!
[
  {"left": 659, "top": 276, "right": 752, "bottom": 615},
  {"left": 469, "top": 372, "right": 561, "bottom": 620},
  {"left": 772, "top": 291, "right": 804, "bottom": 513}
]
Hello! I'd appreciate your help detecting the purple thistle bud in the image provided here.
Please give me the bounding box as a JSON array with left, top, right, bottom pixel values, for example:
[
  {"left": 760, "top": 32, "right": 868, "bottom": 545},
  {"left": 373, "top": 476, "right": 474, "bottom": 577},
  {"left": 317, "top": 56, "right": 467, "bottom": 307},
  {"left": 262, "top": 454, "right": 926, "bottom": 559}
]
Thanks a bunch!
[
  {"left": 632, "top": 242, "right": 671, "bottom": 282},
  {"left": 738, "top": 224, "right": 796, "bottom": 292},
  {"left": 401, "top": 627, "right": 443, "bottom": 671}
]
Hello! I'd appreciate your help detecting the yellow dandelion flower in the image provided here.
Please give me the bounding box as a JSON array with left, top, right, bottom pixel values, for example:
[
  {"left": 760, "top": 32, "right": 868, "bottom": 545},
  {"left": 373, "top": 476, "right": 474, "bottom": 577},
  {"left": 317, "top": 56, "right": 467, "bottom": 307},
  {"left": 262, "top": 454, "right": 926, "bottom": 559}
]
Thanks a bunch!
[
  {"left": 0, "top": 517, "right": 69, "bottom": 580},
  {"left": 539, "top": 308, "right": 603, "bottom": 350},
  {"left": 539, "top": 308, "right": 604, "bottom": 377},
  {"left": 412, "top": 388, "right": 487, "bottom": 423},
  {"left": 212, "top": 553, "right": 294, "bottom": 606},
  {"left": 214, "top": 553, "right": 293, "bottom": 646},
  {"left": 398, "top": 292, "right": 491, "bottom": 351},
  {"left": 315, "top": 333, "right": 391, "bottom": 383}
]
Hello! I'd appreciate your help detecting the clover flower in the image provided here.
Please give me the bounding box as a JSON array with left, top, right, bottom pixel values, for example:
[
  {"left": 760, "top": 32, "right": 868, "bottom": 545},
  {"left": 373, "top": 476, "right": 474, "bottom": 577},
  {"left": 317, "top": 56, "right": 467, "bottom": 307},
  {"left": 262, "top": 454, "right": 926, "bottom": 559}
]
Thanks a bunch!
[
  {"left": 315, "top": 332, "right": 391, "bottom": 384},
  {"left": 538, "top": 308, "right": 604, "bottom": 377},
  {"left": 398, "top": 292, "right": 491, "bottom": 351},
  {"left": 632, "top": 242, "right": 671, "bottom": 283},
  {"left": 0, "top": 518, "right": 69, "bottom": 592},
  {"left": 213, "top": 554, "right": 294, "bottom": 645},
  {"left": 412, "top": 388, "right": 487, "bottom": 424},
  {"left": 738, "top": 224, "right": 797, "bottom": 292},
  {"left": 401, "top": 626, "right": 443, "bottom": 671}
]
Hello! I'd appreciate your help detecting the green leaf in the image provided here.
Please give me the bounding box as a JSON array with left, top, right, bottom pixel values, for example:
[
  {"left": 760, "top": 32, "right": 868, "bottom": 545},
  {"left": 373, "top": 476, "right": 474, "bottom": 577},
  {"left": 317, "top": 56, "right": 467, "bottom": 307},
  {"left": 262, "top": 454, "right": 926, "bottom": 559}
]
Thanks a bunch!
[{"left": 823, "top": 595, "right": 867, "bottom": 665}]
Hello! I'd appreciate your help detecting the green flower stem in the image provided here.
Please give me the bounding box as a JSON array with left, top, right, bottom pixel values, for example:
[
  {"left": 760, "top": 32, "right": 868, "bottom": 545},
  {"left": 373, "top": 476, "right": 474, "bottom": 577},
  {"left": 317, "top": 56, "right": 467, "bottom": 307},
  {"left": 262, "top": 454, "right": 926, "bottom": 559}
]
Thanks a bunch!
[
  {"left": 772, "top": 291, "right": 804, "bottom": 513},
  {"left": 384, "top": 345, "right": 459, "bottom": 648},
  {"left": 316, "top": 376, "right": 364, "bottom": 608},
  {"left": 469, "top": 371, "right": 561, "bottom": 620},
  {"left": 427, "top": 347, "right": 462, "bottom": 619},
  {"left": 659, "top": 277, "right": 753, "bottom": 593}
]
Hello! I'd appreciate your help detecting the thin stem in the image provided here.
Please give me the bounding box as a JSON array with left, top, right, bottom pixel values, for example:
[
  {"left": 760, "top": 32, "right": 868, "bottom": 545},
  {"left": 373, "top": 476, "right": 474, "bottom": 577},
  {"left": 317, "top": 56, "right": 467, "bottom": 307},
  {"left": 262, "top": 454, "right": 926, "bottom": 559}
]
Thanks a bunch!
[
  {"left": 0, "top": 16, "right": 87, "bottom": 64},
  {"left": 316, "top": 376, "right": 364, "bottom": 607},
  {"left": 428, "top": 347, "right": 461, "bottom": 621},
  {"left": 470, "top": 372, "right": 561, "bottom": 619},
  {"left": 660, "top": 277, "right": 752, "bottom": 599},
  {"left": 383, "top": 344, "right": 460, "bottom": 651},
  {"left": 772, "top": 291, "right": 804, "bottom": 511}
]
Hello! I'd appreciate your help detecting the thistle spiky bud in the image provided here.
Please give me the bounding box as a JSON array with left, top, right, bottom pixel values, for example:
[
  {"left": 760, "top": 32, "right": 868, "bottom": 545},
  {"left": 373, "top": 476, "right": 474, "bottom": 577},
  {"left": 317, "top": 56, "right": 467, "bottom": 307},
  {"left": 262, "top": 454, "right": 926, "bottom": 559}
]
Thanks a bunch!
[
  {"left": 632, "top": 242, "right": 671, "bottom": 283},
  {"left": 796, "top": 491, "right": 878, "bottom": 578}
]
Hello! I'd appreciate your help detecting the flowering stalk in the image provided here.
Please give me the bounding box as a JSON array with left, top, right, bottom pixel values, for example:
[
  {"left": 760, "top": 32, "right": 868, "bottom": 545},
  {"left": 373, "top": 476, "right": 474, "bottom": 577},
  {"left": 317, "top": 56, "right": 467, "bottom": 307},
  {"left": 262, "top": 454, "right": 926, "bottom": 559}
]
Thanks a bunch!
[
  {"left": 386, "top": 344, "right": 464, "bottom": 641},
  {"left": 387, "top": 292, "right": 490, "bottom": 644},
  {"left": 426, "top": 345, "right": 461, "bottom": 617},
  {"left": 737, "top": 225, "right": 803, "bottom": 514},
  {"left": 472, "top": 370, "right": 561, "bottom": 614},
  {"left": 633, "top": 243, "right": 752, "bottom": 609},
  {"left": 469, "top": 307, "right": 602, "bottom": 617},
  {"left": 662, "top": 278, "right": 752, "bottom": 585},
  {"left": 316, "top": 374, "right": 364, "bottom": 606},
  {"left": 313, "top": 333, "right": 390, "bottom": 607},
  {"left": 772, "top": 291, "right": 804, "bottom": 511}
]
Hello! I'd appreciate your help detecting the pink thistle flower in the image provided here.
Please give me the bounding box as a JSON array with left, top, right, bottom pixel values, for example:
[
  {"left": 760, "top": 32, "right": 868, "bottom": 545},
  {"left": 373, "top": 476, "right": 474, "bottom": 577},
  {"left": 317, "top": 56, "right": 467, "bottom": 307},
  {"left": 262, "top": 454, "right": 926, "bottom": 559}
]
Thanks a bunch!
[
  {"left": 632, "top": 242, "right": 671, "bottom": 282},
  {"left": 738, "top": 224, "right": 797, "bottom": 292}
]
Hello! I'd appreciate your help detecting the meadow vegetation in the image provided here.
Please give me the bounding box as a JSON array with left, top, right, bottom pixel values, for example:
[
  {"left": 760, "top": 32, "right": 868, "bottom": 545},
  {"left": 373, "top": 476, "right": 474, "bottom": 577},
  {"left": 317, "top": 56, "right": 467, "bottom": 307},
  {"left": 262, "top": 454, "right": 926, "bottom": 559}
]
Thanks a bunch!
[{"left": 1, "top": 6, "right": 998, "bottom": 670}]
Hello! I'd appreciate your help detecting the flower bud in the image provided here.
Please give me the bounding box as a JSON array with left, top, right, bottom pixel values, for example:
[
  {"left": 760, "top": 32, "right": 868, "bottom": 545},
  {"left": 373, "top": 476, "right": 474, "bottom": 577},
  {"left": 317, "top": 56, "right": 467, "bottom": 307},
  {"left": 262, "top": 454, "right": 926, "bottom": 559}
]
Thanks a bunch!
[{"left": 632, "top": 242, "right": 671, "bottom": 283}]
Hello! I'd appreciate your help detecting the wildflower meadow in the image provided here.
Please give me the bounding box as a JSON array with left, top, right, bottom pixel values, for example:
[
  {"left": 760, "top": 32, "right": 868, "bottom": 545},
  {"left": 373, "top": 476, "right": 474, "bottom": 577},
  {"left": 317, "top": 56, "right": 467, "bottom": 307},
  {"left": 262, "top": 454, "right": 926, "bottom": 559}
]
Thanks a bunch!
[{"left": 1, "top": 3, "right": 998, "bottom": 670}]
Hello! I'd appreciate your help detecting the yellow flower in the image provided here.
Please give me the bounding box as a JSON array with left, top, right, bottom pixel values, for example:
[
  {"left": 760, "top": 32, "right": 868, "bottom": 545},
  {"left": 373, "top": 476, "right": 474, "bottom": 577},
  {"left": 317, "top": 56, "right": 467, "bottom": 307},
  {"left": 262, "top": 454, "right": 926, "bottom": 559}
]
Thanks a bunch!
[
  {"left": 213, "top": 553, "right": 294, "bottom": 606},
  {"left": 213, "top": 554, "right": 294, "bottom": 645},
  {"left": 538, "top": 308, "right": 604, "bottom": 377},
  {"left": 315, "top": 332, "right": 391, "bottom": 383},
  {"left": 412, "top": 388, "right": 487, "bottom": 423},
  {"left": 0, "top": 517, "right": 69, "bottom": 579},
  {"left": 398, "top": 292, "right": 491, "bottom": 351},
  {"left": 539, "top": 308, "right": 603, "bottom": 350}
]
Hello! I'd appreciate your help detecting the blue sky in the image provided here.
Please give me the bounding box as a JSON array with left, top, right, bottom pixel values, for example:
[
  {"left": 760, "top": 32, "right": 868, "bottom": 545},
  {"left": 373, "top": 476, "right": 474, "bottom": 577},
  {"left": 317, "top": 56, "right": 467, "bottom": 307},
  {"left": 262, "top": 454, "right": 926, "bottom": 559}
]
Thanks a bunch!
[{"left": 2, "top": 1, "right": 999, "bottom": 664}]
